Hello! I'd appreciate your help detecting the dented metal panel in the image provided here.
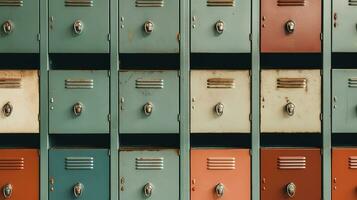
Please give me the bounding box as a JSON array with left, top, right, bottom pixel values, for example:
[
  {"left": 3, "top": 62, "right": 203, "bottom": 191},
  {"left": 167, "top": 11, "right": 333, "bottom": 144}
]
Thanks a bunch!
[
  {"left": 261, "top": 0, "right": 322, "bottom": 52},
  {"left": 191, "top": 70, "right": 250, "bottom": 133},
  {"left": 119, "top": 70, "right": 179, "bottom": 134},
  {"left": 0, "top": 70, "right": 39, "bottom": 133},
  {"left": 120, "top": 149, "right": 179, "bottom": 200},
  {"left": 191, "top": 149, "right": 250, "bottom": 200},
  {"left": 261, "top": 69, "right": 321, "bottom": 133},
  {"left": 0, "top": 149, "right": 39, "bottom": 200},
  {"left": 261, "top": 148, "right": 321, "bottom": 200}
]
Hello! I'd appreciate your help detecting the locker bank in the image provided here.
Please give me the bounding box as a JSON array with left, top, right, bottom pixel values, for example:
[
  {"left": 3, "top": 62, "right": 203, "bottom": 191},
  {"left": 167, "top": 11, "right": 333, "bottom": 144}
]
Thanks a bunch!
[{"left": 0, "top": 0, "right": 353, "bottom": 199}]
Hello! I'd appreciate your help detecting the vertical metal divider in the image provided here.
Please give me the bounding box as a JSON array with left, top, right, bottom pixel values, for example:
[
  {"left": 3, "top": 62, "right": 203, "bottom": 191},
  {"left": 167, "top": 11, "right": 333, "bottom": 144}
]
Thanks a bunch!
[
  {"left": 251, "top": 0, "right": 260, "bottom": 199},
  {"left": 110, "top": 0, "right": 119, "bottom": 199},
  {"left": 39, "top": 0, "right": 49, "bottom": 199},
  {"left": 323, "top": 0, "right": 332, "bottom": 199},
  {"left": 180, "top": 0, "right": 190, "bottom": 199}
]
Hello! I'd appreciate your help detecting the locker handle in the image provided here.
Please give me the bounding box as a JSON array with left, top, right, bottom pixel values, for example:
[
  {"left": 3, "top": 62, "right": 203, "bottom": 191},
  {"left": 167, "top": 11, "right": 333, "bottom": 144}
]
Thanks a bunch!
[
  {"left": 73, "top": 102, "right": 83, "bottom": 116},
  {"left": 73, "top": 20, "right": 84, "bottom": 35},
  {"left": 215, "top": 183, "right": 224, "bottom": 197},
  {"left": 73, "top": 183, "right": 84, "bottom": 198},
  {"left": 215, "top": 20, "right": 224, "bottom": 34},
  {"left": 285, "top": 102, "right": 295, "bottom": 116},
  {"left": 2, "top": 183, "right": 13, "bottom": 199},
  {"left": 144, "top": 21, "right": 154, "bottom": 34},
  {"left": 286, "top": 182, "right": 296, "bottom": 198},
  {"left": 143, "top": 182, "right": 153, "bottom": 198},
  {"left": 215, "top": 103, "right": 224, "bottom": 116},
  {"left": 143, "top": 102, "right": 153, "bottom": 116},
  {"left": 2, "top": 102, "right": 13, "bottom": 117},
  {"left": 2, "top": 20, "right": 13, "bottom": 34},
  {"left": 285, "top": 20, "right": 295, "bottom": 34}
]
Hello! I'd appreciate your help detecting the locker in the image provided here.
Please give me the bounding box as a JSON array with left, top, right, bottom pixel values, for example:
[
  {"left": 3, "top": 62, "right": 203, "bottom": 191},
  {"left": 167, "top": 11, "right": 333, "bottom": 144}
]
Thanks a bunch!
[
  {"left": 261, "top": 148, "right": 321, "bottom": 200},
  {"left": 49, "top": 70, "right": 109, "bottom": 134},
  {"left": 119, "top": 0, "right": 179, "bottom": 53},
  {"left": 0, "top": 70, "right": 39, "bottom": 133},
  {"left": 261, "top": 0, "right": 321, "bottom": 52},
  {"left": 191, "top": 0, "right": 251, "bottom": 53},
  {"left": 119, "top": 70, "right": 179, "bottom": 134},
  {"left": 0, "top": 0, "right": 39, "bottom": 53},
  {"left": 191, "top": 70, "right": 250, "bottom": 133},
  {"left": 332, "top": 148, "right": 357, "bottom": 199},
  {"left": 333, "top": 0, "right": 357, "bottom": 52},
  {"left": 261, "top": 69, "right": 321, "bottom": 133},
  {"left": 332, "top": 69, "right": 357, "bottom": 133},
  {"left": 119, "top": 149, "right": 179, "bottom": 200},
  {"left": 191, "top": 149, "right": 250, "bottom": 200},
  {"left": 49, "top": 0, "right": 109, "bottom": 53},
  {"left": 49, "top": 148, "right": 109, "bottom": 200},
  {"left": 0, "top": 149, "right": 39, "bottom": 200}
]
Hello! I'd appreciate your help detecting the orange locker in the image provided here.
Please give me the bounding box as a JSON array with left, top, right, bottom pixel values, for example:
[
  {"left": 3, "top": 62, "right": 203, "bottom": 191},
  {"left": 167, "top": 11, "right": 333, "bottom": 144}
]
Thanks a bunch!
[{"left": 191, "top": 149, "right": 250, "bottom": 200}]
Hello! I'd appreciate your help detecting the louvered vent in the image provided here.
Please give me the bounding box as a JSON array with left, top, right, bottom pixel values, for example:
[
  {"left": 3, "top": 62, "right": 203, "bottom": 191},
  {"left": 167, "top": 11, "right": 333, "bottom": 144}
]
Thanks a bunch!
[
  {"left": 65, "top": 79, "right": 94, "bottom": 89},
  {"left": 277, "top": 78, "right": 307, "bottom": 89},
  {"left": 136, "top": 79, "right": 164, "bottom": 89},
  {"left": 0, "top": 0, "right": 23, "bottom": 6},
  {"left": 65, "top": 0, "right": 93, "bottom": 7},
  {"left": 277, "top": 0, "right": 306, "bottom": 6},
  {"left": 348, "top": 78, "right": 357, "bottom": 88},
  {"left": 349, "top": 0, "right": 357, "bottom": 6},
  {"left": 0, "top": 78, "right": 22, "bottom": 88},
  {"left": 136, "top": 157, "right": 164, "bottom": 170},
  {"left": 136, "top": 0, "right": 164, "bottom": 7},
  {"left": 207, "top": 78, "right": 235, "bottom": 89},
  {"left": 207, "top": 157, "right": 236, "bottom": 170},
  {"left": 65, "top": 157, "right": 94, "bottom": 170},
  {"left": 0, "top": 158, "right": 24, "bottom": 170},
  {"left": 207, "top": 0, "right": 235, "bottom": 7},
  {"left": 278, "top": 156, "right": 306, "bottom": 169},
  {"left": 349, "top": 156, "right": 357, "bottom": 169}
]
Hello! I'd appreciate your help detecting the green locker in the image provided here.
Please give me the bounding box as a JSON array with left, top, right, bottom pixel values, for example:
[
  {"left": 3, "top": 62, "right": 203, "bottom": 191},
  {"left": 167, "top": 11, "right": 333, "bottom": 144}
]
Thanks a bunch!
[
  {"left": 49, "top": 70, "right": 109, "bottom": 134},
  {"left": 333, "top": 0, "right": 357, "bottom": 52},
  {"left": 49, "top": 148, "right": 109, "bottom": 200},
  {"left": 191, "top": 0, "right": 251, "bottom": 53},
  {"left": 0, "top": 0, "right": 39, "bottom": 53},
  {"left": 332, "top": 69, "right": 357, "bottom": 133},
  {"left": 49, "top": 0, "right": 109, "bottom": 53},
  {"left": 120, "top": 149, "right": 179, "bottom": 200},
  {"left": 119, "top": 0, "right": 179, "bottom": 53},
  {"left": 119, "top": 70, "right": 179, "bottom": 134}
]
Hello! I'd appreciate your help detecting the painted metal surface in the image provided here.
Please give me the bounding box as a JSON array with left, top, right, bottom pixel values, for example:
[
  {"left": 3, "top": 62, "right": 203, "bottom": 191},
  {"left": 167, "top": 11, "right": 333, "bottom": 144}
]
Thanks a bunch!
[
  {"left": 119, "top": 70, "right": 179, "bottom": 134},
  {"left": 191, "top": 0, "right": 250, "bottom": 53},
  {"left": 261, "top": 69, "right": 321, "bottom": 133},
  {"left": 49, "top": 148, "right": 109, "bottom": 200},
  {"left": 119, "top": 149, "right": 179, "bottom": 200},
  {"left": 332, "top": 148, "right": 357, "bottom": 199},
  {"left": 191, "top": 70, "right": 250, "bottom": 133},
  {"left": 0, "top": 0, "right": 39, "bottom": 53},
  {"left": 49, "top": 0, "right": 109, "bottom": 53},
  {"left": 49, "top": 70, "right": 109, "bottom": 134},
  {"left": 332, "top": 0, "right": 357, "bottom": 52},
  {"left": 119, "top": 0, "right": 179, "bottom": 53},
  {"left": 261, "top": 148, "right": 321, "bottom": 200},
  {"left": 0, "top": 70, "right": 39, "bottom": 133},
  {"left": 332, "top": 69, "right": 357, "bottom": 133},
  {"left": 0, "top": 149, "right": 39, "bottom": 200},
  {"left": 261, "top": 0, "right": 321, "bottom": 52},
  {"left": 191, "top": 148, "right": 250, "bottom": 200}
]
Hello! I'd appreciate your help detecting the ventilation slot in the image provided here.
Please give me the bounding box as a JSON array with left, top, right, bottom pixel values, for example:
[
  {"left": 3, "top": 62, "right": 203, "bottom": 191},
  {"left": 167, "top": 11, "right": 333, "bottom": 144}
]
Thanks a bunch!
[
  {"left": 349, "top": 156, "right": 357, "bottom": 169},
  {"left": 277, "top": 78, "right": 307, "bottom": 89},
  {"left": 65, "top": 79, "right": 94, "bottom": 89},
  {"left": 207, "top": 78, "right": 235, "bottom": 89},
  {"left": 65, "top": 157, "right": 94, "bottom": 170},
  {"left": 0, "top": 158, "right": 24, "bottom": 170},
  {"left": 0, "top": 78, "right": 22, "bottom": 88},
  {"left": 136, "top": 79, "right": 164, "bottom": 89},
  {"left": 207, "top": 157, "right": 236, "bottom": 170},
  {"left": 348, "top": 78, "right": 357, "bottom": 88},
  {"left": 0, "top": 0, "right": 23, "bottom": 6},
  {"left": 65, "top": 0, "right": 93, "bottom": 7},
  {"left": 207, "top": 0, "right": 235, "bottom": 7},
  {"left": 277, "top": 0, "right": 306, "bottom": 6},
  {"left": 136, "top": 0, "right": 164, "bottom": 7},
  {"left": 349, "top": 0, "right": 357, "bottom": 6},
  {"left": 136, "top": 157, "right": 164, "bottom": 170},
  {"left": 278, "top": 156, "right": 306, "bottom": 169}
]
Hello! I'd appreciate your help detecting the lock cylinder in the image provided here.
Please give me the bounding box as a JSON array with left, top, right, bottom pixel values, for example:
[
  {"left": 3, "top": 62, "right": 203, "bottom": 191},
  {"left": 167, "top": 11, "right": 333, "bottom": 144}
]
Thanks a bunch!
[
  {"left": 73, "top": 20, "right": 84, "bottom": 35},
  {"left": 286, "top": 182, "right": 296, "bottom": 198},
  {"left": 285, "top": 20, "right": 295, "bottom": 34},
  {"left": 143, "top": 182, "right": 153, "bottom": 198},
  {"left": 73, "top": 182, "right": 84, "bottom": 198},
  {"left": 285, "top": 102, "right": 295, "bottom": 116},
  {"left": 144, "top": 21, "right": 154, "bottom": 34},
  {"left": 143, "top": 102, "right": 153, "bottom": 116},
  {"left": 2, "top": 184, "right": 13, "bottom": 199},
  {"left": 215, "top": 183, "right": 224, "bottom": 197},
  {"left": 215, "top": 20, "right": 224, "bottom": 34},
  {"left": 73, "top": 102, "right": 83, "bottom": 116},
  {"left": 2, "top": 20, "right": 13, "bottom": 34},
  {"left": 2, "top": 102, "right": 13, "bottom": 117},
  {"left": 215, "top": 103, "right": 224, "bottom": 116}
]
